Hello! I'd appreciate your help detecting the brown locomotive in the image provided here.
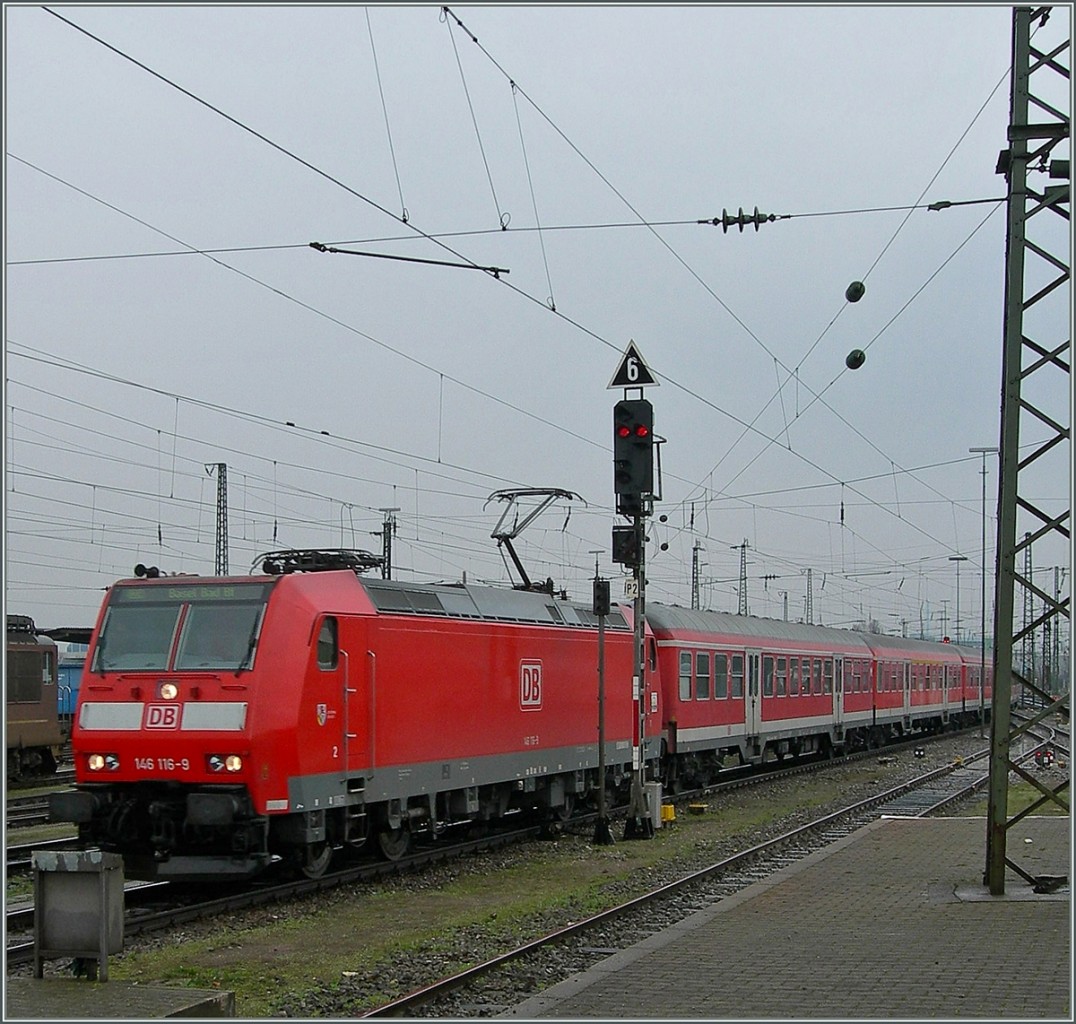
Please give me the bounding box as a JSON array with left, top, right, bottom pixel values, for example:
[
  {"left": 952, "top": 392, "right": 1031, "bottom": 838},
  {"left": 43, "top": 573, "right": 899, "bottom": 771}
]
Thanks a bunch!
[{"left": 6, "top": 614, "right": 64, "bottom": 779}]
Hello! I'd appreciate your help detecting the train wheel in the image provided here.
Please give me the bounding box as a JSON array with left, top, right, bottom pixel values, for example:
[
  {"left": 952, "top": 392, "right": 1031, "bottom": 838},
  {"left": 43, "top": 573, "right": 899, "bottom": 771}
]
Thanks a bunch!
[
  {"left": 552, "top": 794, "right": 575, "bottom": 823},
  {"left": 377, "top": 826, "right": 411, "bottom": 861},
  {"left": 301, "top": 841, "right": 333, "bottom": 879}
]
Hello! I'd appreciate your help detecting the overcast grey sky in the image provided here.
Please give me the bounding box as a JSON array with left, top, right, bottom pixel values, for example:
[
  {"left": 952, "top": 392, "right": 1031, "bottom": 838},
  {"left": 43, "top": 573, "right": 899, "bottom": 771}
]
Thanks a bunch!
[{"left": 4, "top": 3, "right": 1071, "bottom": 640}]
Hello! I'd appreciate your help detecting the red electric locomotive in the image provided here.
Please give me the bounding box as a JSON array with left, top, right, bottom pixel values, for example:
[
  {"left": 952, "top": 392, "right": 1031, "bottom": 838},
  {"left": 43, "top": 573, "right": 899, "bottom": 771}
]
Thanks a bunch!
[{"left": 50, "top": 555, "right": 662, "bottom": 881}]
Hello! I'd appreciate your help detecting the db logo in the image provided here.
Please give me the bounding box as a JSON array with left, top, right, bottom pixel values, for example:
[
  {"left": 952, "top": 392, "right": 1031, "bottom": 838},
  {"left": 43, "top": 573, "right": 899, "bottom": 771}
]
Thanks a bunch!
[
  {"left": 145, "top": 704, "right": 180, "bottom": 729},
  {"left": 520, "top": 661, "right": 542, "bottom": 710}
]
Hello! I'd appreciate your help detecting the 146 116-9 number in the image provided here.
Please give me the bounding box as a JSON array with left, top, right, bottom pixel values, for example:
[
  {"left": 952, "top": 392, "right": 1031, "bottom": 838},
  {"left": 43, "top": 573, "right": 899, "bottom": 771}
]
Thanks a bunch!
[{"left": 135, "top": 757, "right": 190, "bottom": 771}]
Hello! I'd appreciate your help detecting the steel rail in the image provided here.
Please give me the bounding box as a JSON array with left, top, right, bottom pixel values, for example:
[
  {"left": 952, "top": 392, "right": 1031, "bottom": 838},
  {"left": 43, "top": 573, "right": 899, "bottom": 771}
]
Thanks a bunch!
[{"left": 359, "top": 748, "right": 997, "bottom": 1018}]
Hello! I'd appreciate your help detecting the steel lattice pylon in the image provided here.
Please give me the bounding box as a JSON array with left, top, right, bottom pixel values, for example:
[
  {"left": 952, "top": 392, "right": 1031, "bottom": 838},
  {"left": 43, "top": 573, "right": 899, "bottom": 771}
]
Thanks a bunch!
[
  {"left": 207, "top": 462, "right": 228, "bottom": 577},
  {"left": 985, "top": 5, "right": 1071, "bottom": 895}
]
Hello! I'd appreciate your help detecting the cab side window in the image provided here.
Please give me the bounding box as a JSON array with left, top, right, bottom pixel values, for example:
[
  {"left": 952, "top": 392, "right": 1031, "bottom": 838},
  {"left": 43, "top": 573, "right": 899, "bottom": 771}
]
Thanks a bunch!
[{"left": 317, "top": 617, "right": 339, "bottom": 670}]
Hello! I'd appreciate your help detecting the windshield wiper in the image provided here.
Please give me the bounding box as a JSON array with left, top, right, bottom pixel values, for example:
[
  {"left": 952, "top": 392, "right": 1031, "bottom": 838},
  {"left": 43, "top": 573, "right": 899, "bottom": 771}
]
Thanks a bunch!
[{"left": 235, "top": 615, "right": 262, "bottom": 676}]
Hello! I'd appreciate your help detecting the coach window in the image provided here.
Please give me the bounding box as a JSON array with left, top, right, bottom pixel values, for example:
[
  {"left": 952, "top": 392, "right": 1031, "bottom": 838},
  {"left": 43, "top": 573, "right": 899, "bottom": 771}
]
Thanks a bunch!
[
  {"left": 813, "top": 659, "right": 823, "bottom": 695},
  {"left": 730, "top": 654, "right": 744, "bottom": 698},
  {"left": 789, "top": 658, "right": 800, "bottom": 695},
  {"left": 317, "top": 617, "right": 339, "bottom": 670},
  {"left": 715, "top": 653, "right": 729, "bottom": 699},
  {"left": 762, "top": 656, "right": 774, "bottom": 697},
  {"left": 679, "top": 651, "right": 692, "bottom": 701},
  {"left": 775, "top": 657, "right": 787, "bottom": 696},
  {"left": 843, "top": 662, "right": 853, "bottom": 694},
  {"left": 695, "top": 651, "right": 711, "bottom": 700},
  {"left": 823, "top": 659, "right": 833, "bottom": 694}
]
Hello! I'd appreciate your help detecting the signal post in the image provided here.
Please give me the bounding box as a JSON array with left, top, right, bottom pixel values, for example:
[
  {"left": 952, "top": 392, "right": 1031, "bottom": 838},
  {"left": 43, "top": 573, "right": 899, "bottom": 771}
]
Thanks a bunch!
[{"left": 609, "top": 342, "right": 659, "bottom": 840}]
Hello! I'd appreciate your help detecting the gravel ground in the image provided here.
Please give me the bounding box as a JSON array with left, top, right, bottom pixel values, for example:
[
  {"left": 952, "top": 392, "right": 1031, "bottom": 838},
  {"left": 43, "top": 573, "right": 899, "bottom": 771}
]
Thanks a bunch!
[{"left": 15, "top": 732, "right": 996, "bottom": 1017}]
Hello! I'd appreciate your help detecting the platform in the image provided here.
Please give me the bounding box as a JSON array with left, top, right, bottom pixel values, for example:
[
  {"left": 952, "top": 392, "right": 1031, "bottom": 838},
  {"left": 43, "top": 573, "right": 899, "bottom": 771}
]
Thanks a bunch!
[
  {"left": 4, "top": 978, "right": 235, "bottom": 1019},
  {"left": 504, "top": 816, "right": 1071, "bottom": 1019}
]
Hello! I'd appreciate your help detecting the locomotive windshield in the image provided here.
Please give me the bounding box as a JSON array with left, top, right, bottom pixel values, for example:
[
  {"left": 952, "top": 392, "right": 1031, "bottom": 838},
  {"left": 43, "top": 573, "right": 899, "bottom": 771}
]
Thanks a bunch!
[{"left": 93, "top": 582, "right": 273, "bottom": 672}]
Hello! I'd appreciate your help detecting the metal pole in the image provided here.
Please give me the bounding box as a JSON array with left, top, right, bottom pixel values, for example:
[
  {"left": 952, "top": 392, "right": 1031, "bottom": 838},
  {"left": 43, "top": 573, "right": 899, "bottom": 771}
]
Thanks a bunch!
[
  {"left": 986, "top": 6, "right": 1030, "bottom": 895},
  {"left": 970, "top": 447, "right": 996, "bottom": 738},
  {"left": 624, "top": 512, "right": 653, "bottom": 839},
  {"left": 949, "top": 556, "right": 968, "bottom": 644},
  {"left": 378, "top": 508, "right": 400, "bottom": 580},
  {"left": 594, "top": 582, "right": 613, "bottom": 845}
]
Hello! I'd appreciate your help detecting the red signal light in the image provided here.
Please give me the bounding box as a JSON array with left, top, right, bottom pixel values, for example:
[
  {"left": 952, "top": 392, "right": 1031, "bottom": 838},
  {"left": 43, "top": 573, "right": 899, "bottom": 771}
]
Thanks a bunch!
[
  {"left": 635, "top": 425, "right": 649, "bottom": 438},
  {"left": 617, "top": 425, "right": 632, "bottom": 438}
]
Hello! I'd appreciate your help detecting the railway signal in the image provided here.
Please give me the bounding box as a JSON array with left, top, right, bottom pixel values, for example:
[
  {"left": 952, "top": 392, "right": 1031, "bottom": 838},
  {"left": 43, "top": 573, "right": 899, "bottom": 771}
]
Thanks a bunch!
[
  {"left": 613, "top": 399, "right": 654, "bottom": 516},
  {"left": 611, "top": 525, "right": 639, "bottom": 567},
  {"left": 609, "top": 342, "right": 660, "bottom": 841}
]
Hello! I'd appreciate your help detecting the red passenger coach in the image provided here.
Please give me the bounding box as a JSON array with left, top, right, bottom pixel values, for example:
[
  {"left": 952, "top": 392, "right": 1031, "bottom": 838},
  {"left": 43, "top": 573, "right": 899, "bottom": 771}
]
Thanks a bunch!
[
  {"left": 50, "top": 565, "right": 661, "bottom": 881},
  {"left": 860, "top": 634, "right": 968, "bottom": 734},
  {"left": 645, "top": 607, "right": 990, "bottom": 787},
  {"left": 646, "top": 607, "right": 878, "bottom": 780}
]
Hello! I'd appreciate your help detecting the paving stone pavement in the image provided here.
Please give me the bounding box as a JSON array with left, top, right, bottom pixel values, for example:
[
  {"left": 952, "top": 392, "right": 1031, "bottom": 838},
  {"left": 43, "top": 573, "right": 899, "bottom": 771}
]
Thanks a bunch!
[{"left": 504, "top": 816, "right": 1071, "bottom": 1020}]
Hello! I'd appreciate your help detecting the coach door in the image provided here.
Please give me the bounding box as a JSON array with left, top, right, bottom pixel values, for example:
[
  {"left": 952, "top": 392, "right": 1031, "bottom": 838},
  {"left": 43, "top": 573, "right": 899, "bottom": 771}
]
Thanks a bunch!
[
  {"left": 745, "top": 650, "right": 762, "bottom": 740},
  {"left": 942, "top": 663, "right": 952, "bottom": 724},
  {"left": 832, "top": 656, "right": 844, "bottom": 735}
]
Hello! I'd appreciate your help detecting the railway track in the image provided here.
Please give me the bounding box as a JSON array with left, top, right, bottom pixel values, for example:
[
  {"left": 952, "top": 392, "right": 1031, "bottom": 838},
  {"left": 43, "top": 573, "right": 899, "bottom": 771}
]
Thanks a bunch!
[
  {"left": 4, "top": 821, "right": 549, "bottom": 969},
  {"left": 359, "top": 738, "right": 1055, "bottom": 1018},
  {"left": 4, "top": 727, "right": 994, "bottom": 974},
  {"left": 1, "top": 725, "right": 973, "bottom": 879},
  {"left": 7, "top": 767, "right": 75, "bottom": 793}
]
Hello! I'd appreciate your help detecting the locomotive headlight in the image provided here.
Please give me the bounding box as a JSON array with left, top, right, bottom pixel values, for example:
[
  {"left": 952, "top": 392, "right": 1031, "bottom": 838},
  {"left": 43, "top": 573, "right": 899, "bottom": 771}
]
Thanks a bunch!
[
  {"left": 160, "top": 682, "right": 178, "bottom": 700},
  {"left": 207, "top": 754, "right": 243, "bottom": 773},
  {"left": 225, "top": 754, "right": 243, "bottom": 772},
  {"left": 208, "top": 754, "right": 225, "bottom": 772},
  {"left": 88, "top": 753, "right": 120, "bottom": 772}
]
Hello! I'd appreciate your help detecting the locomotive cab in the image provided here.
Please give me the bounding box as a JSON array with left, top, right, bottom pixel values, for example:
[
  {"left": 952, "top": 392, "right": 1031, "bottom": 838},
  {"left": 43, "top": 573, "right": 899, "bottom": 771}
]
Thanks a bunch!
[{"left": 50, "top": 578, "right": 276, "bottom": 881}]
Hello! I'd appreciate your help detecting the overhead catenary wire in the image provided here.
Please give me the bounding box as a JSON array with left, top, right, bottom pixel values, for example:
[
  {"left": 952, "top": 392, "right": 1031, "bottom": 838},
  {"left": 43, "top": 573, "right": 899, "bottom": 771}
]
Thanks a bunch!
[
  {"left": 429, "top": 6, "right": 1012, "bottom": 559},
  {"left": 12, "top": 10, "right": 1011, "bottom": 615},
  {"left": 5, "top": 196, "right": 1005, "bottom": 267},
  {"left": 365, "top": 6, "right": 408, "bottom": 224}
]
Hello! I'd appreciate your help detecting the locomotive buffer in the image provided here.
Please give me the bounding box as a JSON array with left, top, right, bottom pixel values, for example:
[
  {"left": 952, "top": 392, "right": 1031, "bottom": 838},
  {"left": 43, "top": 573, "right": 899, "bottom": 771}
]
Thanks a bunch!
[{"left": 609, "top": 342, "right": 660, "bottom": 840}]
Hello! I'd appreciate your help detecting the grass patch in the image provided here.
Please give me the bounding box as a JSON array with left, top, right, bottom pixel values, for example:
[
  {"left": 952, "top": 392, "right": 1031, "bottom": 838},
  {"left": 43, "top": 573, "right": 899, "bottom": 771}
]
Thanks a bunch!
[
  {"left": 956, "top": 778, "right": 1069, "bottom": 818},
  {"left": 55, "top": 768, "right": 907, "bottom": 1014}
]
